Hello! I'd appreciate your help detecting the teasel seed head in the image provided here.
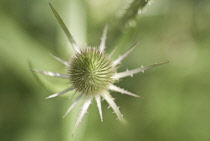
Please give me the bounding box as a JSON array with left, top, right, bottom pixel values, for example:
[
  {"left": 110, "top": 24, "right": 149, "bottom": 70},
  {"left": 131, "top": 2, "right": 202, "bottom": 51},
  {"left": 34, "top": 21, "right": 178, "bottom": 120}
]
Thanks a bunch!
[
  {"left": 30, "top": 3, "right": 169, "bottom": 135},
  {"left": 69, "top": 48, "right": 115, "bottom": 96}
]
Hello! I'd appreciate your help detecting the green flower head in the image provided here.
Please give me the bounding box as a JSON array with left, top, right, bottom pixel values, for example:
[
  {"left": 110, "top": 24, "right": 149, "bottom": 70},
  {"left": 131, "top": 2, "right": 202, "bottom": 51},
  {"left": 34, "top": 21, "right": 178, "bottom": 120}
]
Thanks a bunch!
[
  {"left": 69, "top": 48, "right": 115, "bottom": 96},
  {"left": 31, "top": 4, "right": 168, "bottom": 135}
]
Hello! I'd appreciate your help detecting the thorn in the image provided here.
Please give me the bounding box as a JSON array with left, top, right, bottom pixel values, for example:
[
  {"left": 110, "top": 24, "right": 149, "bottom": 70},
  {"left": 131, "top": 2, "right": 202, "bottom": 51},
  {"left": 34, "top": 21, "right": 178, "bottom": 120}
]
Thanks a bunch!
[{"left": 141, "top": 65, "right": 144, "bottom": 73}]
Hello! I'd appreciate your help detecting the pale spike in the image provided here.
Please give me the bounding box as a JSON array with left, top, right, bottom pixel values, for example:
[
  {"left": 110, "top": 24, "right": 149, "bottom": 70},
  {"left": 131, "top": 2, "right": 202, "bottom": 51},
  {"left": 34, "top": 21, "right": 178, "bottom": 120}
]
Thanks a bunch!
[
  {"left": 109, "top": 84, "right": 140, "bottom": 98},
  {"left": 63, "top": 94, "right": 83, "bottom": 118},
  {"left": 99, "top": 25, "right": 108, "bottom": 52},
  {"left": 112, "top": 61, "right": 169, "bottom": 79},
  {"left": 49, "top": 3, "right": 80, "bottom": 53},
  {"left": 102, "top": 92, "right": 124, "bottom": 122},
  {"left": 109, "top": 48, "right": 116, "bottom": 57},
  {"left": 46, "top": 87, "right": 74, "bottom": 99},
  {"left": 112, "top": 42, "right": 139, "bottom": 67},
  {"left": 30, "top": 69, "right": 69, "bottom": 79},
  {"left": 50, "top": 54, "right": 69, "bottom": 66},
  {"left": 72, "top": 97, "right": 92, "bottom": 136},
  {"left": 95, "top": 95, "right": 103, "bottom": 122}
]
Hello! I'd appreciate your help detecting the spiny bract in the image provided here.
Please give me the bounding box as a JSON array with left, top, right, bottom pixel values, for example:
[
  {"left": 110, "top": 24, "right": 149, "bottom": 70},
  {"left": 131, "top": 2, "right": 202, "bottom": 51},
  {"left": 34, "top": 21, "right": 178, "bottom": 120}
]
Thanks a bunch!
[{"left": 31, "top": 4, "right": 168, "bottom": 135}]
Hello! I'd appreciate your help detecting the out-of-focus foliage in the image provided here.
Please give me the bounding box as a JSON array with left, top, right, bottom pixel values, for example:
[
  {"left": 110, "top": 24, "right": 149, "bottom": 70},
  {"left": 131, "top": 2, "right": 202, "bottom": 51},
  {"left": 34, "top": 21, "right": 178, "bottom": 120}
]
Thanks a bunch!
[{"left": 0, "top": 0, "right": 210, "bottom": 141}]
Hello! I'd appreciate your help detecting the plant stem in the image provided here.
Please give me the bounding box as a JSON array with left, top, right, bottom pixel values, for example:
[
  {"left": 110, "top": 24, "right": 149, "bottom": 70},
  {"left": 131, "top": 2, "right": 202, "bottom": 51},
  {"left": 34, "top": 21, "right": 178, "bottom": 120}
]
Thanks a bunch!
[
  {"left": 109, "top": 0, "right": 150, "bottom": 54},
  {"left": 57, "top": 0, "right": 87, "bottom": 140}
]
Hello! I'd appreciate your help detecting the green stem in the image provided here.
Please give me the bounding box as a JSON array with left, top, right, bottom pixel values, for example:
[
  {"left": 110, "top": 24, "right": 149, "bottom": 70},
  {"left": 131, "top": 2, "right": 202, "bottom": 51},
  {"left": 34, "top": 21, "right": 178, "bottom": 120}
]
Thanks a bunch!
[
  {"left": 57, "top": 0, "right": 87, "bottom": 140},
  {"left": 120, "top": 0, "right": 149, "bottom": 26},
  {"left": 109, "top": 0, "right": 150, "bottom": 54}
]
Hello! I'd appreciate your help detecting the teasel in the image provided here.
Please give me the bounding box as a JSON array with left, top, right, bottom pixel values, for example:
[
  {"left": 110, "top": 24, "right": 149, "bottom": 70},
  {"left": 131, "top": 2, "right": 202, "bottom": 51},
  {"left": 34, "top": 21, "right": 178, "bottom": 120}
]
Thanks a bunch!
[{"left": 31, "top": 3, "right": 168, "bottom": 135}]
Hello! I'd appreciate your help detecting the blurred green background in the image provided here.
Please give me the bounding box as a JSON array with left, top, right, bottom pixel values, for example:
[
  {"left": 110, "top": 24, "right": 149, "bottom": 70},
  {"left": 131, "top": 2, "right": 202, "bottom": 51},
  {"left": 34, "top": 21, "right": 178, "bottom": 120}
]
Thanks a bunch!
[{"left": 0, "top": 0, "right": 210, "bottom": 141}]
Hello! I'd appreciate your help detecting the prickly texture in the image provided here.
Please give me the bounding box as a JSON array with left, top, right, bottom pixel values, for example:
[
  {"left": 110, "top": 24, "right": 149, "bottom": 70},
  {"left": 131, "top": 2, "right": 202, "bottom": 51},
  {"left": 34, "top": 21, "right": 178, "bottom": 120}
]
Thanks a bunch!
[
  {"left": 120, "top": 0, "right": 150, "bottom": 25},
  {"left": 68, "top": 48, "right": 115, "bottom": 96}
]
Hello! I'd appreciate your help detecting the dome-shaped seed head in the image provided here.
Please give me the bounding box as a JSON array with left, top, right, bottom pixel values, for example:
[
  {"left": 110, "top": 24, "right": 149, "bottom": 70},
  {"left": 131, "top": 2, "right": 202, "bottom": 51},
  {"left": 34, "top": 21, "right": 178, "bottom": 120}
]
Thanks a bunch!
[{"left": 68, "top": 48, "right": 115, "bottom": 96}]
